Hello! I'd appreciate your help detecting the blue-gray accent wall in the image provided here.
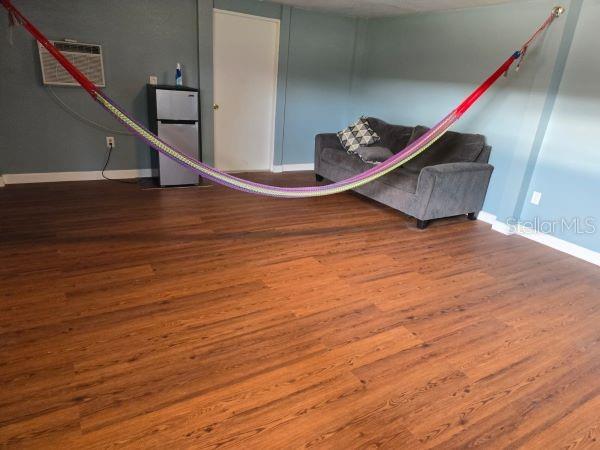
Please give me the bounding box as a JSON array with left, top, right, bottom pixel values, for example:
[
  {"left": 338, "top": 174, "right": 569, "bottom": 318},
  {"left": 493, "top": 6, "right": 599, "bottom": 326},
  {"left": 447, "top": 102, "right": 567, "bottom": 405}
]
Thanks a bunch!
[
  {"left": 351, "top": 0, "right": 598, "bottom": 253},
  {"left": 519, "top": 0, "right": 599, "bottom": 252},
  {"left": 204, "top": 1, "right": 359, "bottom": 166},
  {"left": 0, "top": 0, "right": 359, "bottom": 171},
  {"left": 280, "top": 8, "right": 358, "bottom": 165},
  {"left": 352, "top": 0, "right": 570, "bottom": 221},
  {"left": 513, "top": 0, "right": 584, "bottom": 221},
  {"left": 0, "top": 0, "right": 199, "bottom": 174}
]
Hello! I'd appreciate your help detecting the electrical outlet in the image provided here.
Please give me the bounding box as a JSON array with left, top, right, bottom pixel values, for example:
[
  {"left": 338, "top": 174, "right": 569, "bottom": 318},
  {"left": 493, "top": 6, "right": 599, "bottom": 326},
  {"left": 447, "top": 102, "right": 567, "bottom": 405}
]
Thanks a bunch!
[
  {"left": 531, "top": 191, "right": 542, "bottom": 205},
  {"left": 149, "top": 75, "right": 158, "bottom": 85},
  {"left": 106, "top": 136, "right": 115, "bottom": 149}
]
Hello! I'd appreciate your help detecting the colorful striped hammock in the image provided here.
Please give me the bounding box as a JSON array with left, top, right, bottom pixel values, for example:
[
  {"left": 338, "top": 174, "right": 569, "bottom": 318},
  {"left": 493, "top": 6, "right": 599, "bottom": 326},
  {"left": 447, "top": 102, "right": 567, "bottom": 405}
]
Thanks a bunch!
[{"left": 1, "top": 0, "right": 564, "bottom": 198}]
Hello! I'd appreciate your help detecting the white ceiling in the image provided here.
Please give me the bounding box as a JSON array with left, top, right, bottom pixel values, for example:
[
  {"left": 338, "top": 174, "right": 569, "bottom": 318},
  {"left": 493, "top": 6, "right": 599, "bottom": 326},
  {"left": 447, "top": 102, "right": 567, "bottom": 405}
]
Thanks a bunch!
[{"left": 269, "top": 0, "right": 523, "bottom": 17}]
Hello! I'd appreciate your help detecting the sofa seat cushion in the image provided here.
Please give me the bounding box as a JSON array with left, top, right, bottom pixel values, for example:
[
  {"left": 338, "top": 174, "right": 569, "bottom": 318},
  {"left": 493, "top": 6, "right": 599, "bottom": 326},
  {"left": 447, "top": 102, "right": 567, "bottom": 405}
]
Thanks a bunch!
[
  {"left": 380, "top": 168, "right": 419, "bottom": 193},
  {"left": 403, "top": 126, "right": 485, "bottom": 173},
  {"left": 321, "top": 147, "right": 419, "bottom": 193}
]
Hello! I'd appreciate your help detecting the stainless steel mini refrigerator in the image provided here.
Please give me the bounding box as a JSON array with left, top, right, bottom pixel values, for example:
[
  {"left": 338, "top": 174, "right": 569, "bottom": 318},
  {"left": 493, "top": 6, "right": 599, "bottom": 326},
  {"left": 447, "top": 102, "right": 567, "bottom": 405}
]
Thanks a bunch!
[{"left": 147, "top": 85, "right": 200, "bottom": 187}]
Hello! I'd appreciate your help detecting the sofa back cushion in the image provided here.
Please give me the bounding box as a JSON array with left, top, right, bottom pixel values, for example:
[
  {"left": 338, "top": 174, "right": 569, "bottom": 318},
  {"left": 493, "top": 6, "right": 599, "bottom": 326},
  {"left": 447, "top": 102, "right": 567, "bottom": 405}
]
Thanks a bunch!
[
  {"left": 402, "top": 125, "right": 485, "bottom": 172},
  {"left": 366, "top": 117, "right": 413, "bottom": 154}
]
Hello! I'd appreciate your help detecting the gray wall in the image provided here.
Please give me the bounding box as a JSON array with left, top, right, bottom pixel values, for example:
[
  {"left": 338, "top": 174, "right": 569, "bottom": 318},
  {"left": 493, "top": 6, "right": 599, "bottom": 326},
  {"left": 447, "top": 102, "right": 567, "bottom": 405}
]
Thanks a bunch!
[
  {"left": 352, "top": 0, "right": 598, "bottom": 252},
  {"left": 280, "top": 8, "right": 358, "bottom": 165},
  {"left": 520, "top": 0, "right": 600, "bottom": 252},
  {"left": 0, "top": 0, "right": 359, "bottom": 172},
  {"left": 0, "top": 0, "right": 198, "bottom": 174},
  {"left": 198, "top": 1, "right": 359, "bottom": 166},
  {"left": 352, "top": 0, "right": 571, "bottom": 220}
]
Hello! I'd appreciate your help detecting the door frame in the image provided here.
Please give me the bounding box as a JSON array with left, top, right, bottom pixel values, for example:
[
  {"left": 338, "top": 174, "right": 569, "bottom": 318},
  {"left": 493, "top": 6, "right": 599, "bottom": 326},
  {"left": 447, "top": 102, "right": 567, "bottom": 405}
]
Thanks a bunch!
[{"left": 212, "top": 8, "right": 280, "bottom": 172}]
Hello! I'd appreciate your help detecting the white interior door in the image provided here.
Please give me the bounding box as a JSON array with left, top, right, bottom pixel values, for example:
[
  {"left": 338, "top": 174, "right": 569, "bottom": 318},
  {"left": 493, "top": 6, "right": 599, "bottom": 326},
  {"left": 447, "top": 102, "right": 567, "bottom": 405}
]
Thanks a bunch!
[{"left": 213, "top": 9, "right": 279, "bottom": 171}]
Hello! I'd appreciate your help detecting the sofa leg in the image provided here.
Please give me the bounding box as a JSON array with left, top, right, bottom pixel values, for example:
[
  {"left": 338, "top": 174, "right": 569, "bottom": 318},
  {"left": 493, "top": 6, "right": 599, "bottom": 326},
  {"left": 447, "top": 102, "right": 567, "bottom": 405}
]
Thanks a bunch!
[
  {"left": 417, "top": 219, "right": 429, "bottom": 230},
  {"left": 467, "top": 212, "right": 477, "bottom": 221},
  {"left": 315, "top": 174, "right": 324, "bottom": 182}
]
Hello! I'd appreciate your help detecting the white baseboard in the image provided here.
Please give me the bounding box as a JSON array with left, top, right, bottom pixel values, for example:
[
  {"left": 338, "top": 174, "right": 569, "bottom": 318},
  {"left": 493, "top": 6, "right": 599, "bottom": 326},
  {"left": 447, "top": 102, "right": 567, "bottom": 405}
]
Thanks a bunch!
[
  {"left": 477, "top": 211, "right": 514, "bottom": 235},
  {"left": 3, "top": 165, "right": 314, "bottom": 185},
  {"left": 477, "top": 211, "right": 599, "bottom": 267},
  {"left": 475, "top": 211, "right": 497, "bottom": 226},
  {"left": 2, "top": 169, "right": 154, "bottom": 185},
  {"left": 516, "top": 224, "right": 600, "bottom": 267},
  {"left": 271, "top": 163, "right": 314, "bottom": 173}
]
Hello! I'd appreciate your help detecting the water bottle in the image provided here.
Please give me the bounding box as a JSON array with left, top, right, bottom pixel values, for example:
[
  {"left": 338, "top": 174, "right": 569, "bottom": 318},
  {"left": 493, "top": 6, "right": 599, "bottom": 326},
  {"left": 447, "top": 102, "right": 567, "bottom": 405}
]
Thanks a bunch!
[{"left": 176, "top": 63, "right": 183, "bottom": 86}]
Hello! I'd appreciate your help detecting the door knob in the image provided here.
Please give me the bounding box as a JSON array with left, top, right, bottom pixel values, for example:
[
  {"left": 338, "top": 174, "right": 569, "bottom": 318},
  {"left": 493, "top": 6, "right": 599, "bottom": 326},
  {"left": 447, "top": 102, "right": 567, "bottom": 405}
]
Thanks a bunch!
[{"left": 213, "top": 104, "right": 219, "bottom": 110}]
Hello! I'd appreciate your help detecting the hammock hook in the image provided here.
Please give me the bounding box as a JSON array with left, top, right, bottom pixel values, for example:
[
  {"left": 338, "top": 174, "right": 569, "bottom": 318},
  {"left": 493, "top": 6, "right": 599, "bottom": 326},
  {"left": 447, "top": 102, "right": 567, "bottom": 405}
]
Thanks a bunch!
[
  {"left": 515, "top": 45, "right": 528, "bottom": 72},
  {"left": 515, "top": 6, "right": 564, "bottom": 73}
]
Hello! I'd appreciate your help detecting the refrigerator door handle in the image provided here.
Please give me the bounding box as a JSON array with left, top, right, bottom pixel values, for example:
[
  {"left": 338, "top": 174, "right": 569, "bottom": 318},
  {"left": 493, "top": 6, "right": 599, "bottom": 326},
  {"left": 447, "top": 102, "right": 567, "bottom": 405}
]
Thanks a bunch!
[{"left": 159, "top": 119, "right": 197, "bottom": 125}]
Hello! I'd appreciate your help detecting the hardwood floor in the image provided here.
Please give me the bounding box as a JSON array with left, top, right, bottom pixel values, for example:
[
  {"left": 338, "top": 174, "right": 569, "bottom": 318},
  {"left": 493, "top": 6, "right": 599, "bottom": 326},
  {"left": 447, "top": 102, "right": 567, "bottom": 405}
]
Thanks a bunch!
[{"left": 1, "top": 172, "right": 599, "bottom": 449}]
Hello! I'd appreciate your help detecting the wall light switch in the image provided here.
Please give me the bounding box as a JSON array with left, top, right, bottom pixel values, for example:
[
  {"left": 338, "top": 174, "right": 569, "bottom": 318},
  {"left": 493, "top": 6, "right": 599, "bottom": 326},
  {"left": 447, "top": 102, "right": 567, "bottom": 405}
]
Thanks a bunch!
[
  {"left": 149, "top": 75, "right": 158, "bottom": 85},
  {"left": 531, "top": 191, "right": 542, "bottom": 205}
]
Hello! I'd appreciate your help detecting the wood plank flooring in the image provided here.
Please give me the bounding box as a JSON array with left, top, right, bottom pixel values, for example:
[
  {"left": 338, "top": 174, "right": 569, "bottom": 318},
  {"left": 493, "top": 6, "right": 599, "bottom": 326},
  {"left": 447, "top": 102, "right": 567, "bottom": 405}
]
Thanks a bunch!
[{"left": 1, "top": 172, "right": 599, "bottom": 449}]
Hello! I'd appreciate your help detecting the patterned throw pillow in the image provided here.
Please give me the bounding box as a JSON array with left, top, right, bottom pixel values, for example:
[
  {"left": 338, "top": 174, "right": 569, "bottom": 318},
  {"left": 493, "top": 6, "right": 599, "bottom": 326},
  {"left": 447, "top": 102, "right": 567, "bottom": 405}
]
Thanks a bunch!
[{"left": 337, "top": 117, "right": 381, "bottom": 153}]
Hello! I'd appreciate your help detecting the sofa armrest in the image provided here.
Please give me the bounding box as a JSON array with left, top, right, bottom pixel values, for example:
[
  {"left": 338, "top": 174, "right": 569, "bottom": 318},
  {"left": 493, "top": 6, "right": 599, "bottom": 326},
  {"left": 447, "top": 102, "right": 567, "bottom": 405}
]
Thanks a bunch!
[
  {"left": 315, "top": 133, "right": 342, "bottom": 175},
  {"left": 419, "top": 162, "right": 493, "bottom": 178},
  {"left": 414, "top": 162, "right": 494, "bottom": 220}
]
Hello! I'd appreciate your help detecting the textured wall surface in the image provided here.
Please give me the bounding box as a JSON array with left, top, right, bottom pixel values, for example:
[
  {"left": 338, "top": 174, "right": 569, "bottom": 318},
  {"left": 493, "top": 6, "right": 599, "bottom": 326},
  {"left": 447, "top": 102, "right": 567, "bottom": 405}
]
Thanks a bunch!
[
  {"left": 0, "top": 0, "right": 199, "bottom": 174},
  {"left": 0, "top": 0, "right": 358, "bottom": 171},
  {"left": 520, "top": 0, "right": 600, "bottom": 252},
  {"left": 280, "top": 8, "right": 358, "bottom": 165},
  {"left": 352, "top": 0, "right": 569, "bottom": 218},
  {"left": 350, "top": 0, "right": 598, "bottom": 251},
  {"left": 206, "top": 1, "right": 358, "bottom": 166}
]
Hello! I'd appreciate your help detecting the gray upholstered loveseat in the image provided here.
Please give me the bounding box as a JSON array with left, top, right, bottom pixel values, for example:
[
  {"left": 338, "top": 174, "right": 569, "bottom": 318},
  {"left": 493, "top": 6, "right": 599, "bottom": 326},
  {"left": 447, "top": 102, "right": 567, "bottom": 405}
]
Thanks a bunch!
[{"left": 314, "top": 117, "right": 494, "bottom": 229}]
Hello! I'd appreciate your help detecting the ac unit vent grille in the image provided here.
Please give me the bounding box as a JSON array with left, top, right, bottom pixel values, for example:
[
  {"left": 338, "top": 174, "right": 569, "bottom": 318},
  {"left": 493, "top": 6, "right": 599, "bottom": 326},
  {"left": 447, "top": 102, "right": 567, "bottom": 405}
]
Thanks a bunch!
[{"left": 38, "top": 40, "right": 106, "bottom": 87}]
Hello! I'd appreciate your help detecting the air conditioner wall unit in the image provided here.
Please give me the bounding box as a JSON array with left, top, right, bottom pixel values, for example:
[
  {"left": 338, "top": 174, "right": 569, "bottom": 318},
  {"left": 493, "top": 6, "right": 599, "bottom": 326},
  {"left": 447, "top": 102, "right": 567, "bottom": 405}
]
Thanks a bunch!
[{"left": 38, "top": 40, "right": 106, "bottom": 87}]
